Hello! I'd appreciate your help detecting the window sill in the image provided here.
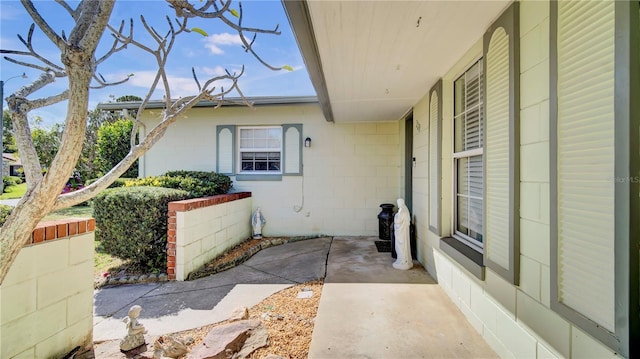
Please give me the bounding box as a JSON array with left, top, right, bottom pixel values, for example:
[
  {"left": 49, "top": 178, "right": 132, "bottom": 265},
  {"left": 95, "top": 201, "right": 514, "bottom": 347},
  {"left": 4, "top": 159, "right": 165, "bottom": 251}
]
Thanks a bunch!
[
  {"left": 235, "top": 174, "right": 282, "bottom": 181},
  {"left": 439, "top": 237, "right": 485, "bottom": 280}
]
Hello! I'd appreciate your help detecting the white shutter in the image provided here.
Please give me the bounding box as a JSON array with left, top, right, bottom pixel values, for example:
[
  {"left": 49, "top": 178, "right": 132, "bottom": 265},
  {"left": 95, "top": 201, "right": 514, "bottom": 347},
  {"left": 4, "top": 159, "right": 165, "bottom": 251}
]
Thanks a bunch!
[
  {"left": 557, "top": 0, "right": 615, "bottom": 332},
  {"left": 429, "top": 88, "right": 440, "bottom": 234},
  {"left": 217, "top": 126, "right": 235, "bottom": 175},
  {"left": 485, "top": 27, "right": 510, "bottom": 270},
  {"left": 283, "top": 125, "right": 302, "bottom": 175}
]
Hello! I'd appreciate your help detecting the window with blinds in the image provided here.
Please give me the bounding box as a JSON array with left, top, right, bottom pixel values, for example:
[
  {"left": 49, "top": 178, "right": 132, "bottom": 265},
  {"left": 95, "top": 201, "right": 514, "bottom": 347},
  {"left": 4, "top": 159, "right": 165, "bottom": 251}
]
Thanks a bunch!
[
  {"left": 239, "top": 127, "right": 283, "bottom": 173},
  {"left": 453, "top": 59, "right": 484, "bottom": 251},
  {"left": 216, "top": 124, "right": 303, "bottom": 178}
]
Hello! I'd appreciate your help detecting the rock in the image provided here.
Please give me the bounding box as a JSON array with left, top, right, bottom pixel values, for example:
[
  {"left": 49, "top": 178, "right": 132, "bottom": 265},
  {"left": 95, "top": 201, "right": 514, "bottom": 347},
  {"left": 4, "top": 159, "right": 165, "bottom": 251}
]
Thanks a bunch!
[
  {"left": 262, "top": 354, "right": 285, "bottom": 359},
  {"left": 228, "top": 306, "right": 249, "bottom": 322},
  {"left": 236, "top": 324, "right": 269, "bottom": 358},
  {"left": 187, "top": 319, "right": 260, "bottom": 359},
  {"left": 158, "top": 273, "right": 168, "bottom": 281},
  {"left": 153, "top": 335, "right": 189, "bottom": 358}
]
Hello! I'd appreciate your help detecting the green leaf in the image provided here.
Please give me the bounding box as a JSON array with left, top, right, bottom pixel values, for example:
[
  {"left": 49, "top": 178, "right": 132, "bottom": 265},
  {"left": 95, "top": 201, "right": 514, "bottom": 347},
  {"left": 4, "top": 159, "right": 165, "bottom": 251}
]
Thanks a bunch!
[
  {"left": 230, "top": 9, "right": 239, "bottom": 18},
  {"left": 282, "top": 65, "right": 294, "bottom": 72},
  {"left": 191, "top": 27, "right": 208, "bottom": 37}
]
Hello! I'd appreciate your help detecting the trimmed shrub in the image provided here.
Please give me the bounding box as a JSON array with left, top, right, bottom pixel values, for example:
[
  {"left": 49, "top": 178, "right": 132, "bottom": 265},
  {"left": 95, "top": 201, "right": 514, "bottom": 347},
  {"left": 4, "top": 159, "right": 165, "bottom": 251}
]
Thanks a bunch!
[
  {"left": 0, "top": 204, "right": 12, "bottom": 226},
  {"left": 93, "top": 186, "right": 190, "bottom": 271},
  {"left": 85, "top": 177, "right": 131, "bottom": 188},
  {"left": 3, "top": 175, "right": 23, "bottom": 188},
  {"left": 125, "top": 171, "right": 232, "bottom": 198}
]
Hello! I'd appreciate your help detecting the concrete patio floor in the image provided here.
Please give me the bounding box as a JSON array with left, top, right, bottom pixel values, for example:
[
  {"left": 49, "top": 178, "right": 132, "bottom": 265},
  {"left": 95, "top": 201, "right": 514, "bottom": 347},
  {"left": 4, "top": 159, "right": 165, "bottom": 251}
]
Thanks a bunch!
[{"left": 309, "top": 236, "right": 497, "bottom": 358}]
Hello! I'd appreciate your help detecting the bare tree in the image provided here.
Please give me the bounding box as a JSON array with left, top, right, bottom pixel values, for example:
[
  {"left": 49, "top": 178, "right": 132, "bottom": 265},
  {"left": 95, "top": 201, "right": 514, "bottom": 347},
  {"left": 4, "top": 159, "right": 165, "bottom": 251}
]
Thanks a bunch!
[{"left": 0, "top": 0, "right": 287, "bottom": 284}]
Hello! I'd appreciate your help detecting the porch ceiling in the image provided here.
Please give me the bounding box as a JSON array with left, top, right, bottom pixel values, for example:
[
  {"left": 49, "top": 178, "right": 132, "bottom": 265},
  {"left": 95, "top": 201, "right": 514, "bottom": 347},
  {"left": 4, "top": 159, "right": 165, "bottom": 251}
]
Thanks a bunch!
[{"left": 284, "top": 0, "right": 511, "bottom": 122}]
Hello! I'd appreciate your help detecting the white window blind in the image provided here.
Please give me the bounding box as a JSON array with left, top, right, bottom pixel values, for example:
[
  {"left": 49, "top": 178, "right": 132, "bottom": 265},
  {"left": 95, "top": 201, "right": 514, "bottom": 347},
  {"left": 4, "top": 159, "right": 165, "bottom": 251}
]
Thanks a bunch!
[
  {"left": 556, "top": 0, "right": 615, "bottom": 332},
  {"left": 485, "top": 27, "right": 511, "bottom": 271},
  {"left": 454, "top": 60, "right": 484, "bottom": 248}
]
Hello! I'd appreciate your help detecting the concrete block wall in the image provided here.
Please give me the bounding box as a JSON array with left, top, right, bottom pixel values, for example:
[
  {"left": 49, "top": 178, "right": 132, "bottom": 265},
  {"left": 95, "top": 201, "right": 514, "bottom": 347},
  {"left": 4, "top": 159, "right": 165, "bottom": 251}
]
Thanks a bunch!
[
  {"left": 140, "top": 104, "right": 403, "bottom": 237},
  {"left": 0, "top": 218, "right": 95, "bottom": 359},
  {"left": 167, "top": 192, "right": 252, "bottom": 281},
  {"left": 417, "top": 2, "right": 620, "bottom": 357}
]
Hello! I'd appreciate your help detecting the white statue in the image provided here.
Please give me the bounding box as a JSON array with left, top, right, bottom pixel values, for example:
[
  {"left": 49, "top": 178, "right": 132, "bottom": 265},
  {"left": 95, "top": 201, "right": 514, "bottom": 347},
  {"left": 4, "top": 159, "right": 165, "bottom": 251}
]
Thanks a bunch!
[
  {"left": 120, "top": 305, "right": 147, "bottom": 352},
  {"left": 393, "top": 198, "right": 413, "bottom": 270},
  {"left": 252, "top": 207, "right": 266, "bottom": 239}
]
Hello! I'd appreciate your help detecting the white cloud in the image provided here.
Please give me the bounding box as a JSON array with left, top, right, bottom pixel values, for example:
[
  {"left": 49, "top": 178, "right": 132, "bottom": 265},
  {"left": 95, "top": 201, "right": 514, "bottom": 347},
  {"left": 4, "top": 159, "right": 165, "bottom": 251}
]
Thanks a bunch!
[{"left": 203, "top": 32, "right": 243, "bottom": 55}]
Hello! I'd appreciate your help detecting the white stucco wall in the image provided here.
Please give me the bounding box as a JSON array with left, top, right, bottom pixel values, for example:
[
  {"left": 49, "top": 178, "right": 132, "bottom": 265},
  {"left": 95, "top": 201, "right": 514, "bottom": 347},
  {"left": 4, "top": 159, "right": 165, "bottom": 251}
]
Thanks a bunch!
[
  {"left": 414, "top": 1, "right": 619, "bottom": 358},
  {"left": 140, "top": 103, "right": 403, "bottom": 236},
  {"left": 0, "top": 230, "right": 94, "bottom": 359}
]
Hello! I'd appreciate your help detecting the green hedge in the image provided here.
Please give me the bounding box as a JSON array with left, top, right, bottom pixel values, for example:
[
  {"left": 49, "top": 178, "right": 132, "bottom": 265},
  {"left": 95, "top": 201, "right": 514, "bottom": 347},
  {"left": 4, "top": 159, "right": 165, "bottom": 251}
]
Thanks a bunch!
[
  {"left": 93, "top": 186, "right": 190, "bottom": 271},
  {"left": 0, "top": 204, "right": 12, "bottom": 226},
  {"left": 85, "top": 177, "right": 132, "bottom": 188},
  {"left": 3, "top": 176, "right": 23, "bottom": 189},
  {"left": 125, "top": 171, "right": 232, "bottom": 198}
]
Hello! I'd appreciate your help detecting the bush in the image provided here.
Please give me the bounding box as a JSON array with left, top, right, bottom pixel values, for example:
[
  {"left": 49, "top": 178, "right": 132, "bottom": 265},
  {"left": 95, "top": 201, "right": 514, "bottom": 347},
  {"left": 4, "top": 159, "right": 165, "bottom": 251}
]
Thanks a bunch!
[
  {"left": 0, "top": 204, "right": 12, "bottom": 226},
  {"left": 95, "top": 119, "right": 138, "bottom": 178},
  {"left": 93, "top": 186, "right": 190, "bottom": 271},
  {"left": 125, "top": 171, "right": 232, "bottom": 198},
  {"left": 85, "top": 177, "right": 132, "bottom": 188},
  {"left": 3, "top": 176, "right": 23, "bottom": 189}
]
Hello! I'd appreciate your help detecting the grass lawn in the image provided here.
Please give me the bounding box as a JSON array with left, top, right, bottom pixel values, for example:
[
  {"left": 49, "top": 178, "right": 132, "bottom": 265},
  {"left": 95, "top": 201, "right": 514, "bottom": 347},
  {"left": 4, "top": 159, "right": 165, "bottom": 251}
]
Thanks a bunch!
[
  {"left": 43, "top": 204, "right": 94, "bottom": 221},
  {"left": 0, "top": 183, "right": 27, "bottom": 199}
]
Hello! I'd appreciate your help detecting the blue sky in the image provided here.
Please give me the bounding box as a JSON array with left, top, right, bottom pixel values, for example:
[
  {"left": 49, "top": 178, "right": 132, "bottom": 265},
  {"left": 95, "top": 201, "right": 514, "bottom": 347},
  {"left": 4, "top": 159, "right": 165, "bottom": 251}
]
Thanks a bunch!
[{"left": 0, "top": 0, "right": 315, "bottom": 127}]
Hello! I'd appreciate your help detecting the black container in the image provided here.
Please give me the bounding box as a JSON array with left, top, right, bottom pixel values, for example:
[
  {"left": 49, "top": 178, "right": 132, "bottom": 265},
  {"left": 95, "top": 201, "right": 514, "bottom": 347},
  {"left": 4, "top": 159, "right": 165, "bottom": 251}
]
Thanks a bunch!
[{"left": 377, "top": 203, "right": 395, "bottom": 240}]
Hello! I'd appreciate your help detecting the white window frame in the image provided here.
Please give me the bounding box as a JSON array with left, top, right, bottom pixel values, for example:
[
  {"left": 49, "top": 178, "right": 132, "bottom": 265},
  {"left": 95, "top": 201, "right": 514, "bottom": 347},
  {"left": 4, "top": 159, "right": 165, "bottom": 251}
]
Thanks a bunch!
[
  {"left": 452, "top": 58, "right": 484, "bottom": 253},
  {"left": 237, "top": 126, "right": 283, "bottom": 175}
]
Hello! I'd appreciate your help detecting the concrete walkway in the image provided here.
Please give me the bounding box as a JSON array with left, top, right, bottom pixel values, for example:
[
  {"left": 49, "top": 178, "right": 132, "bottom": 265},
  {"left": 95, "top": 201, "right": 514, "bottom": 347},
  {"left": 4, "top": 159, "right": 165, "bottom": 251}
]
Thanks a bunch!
[
  {"left": 93, "top": 237, "right": 331, "bottom": 341},
  {"left": 93, "top": 236, "right": 496, "bottom": 357}
]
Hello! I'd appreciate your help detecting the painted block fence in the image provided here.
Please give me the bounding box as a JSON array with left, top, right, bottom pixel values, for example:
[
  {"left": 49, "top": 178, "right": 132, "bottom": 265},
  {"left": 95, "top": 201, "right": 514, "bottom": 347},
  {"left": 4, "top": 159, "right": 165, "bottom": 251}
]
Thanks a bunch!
[
  {"left": 167, "top": 192, "right": 252, "bottom": 281},
  {"left": 0, "top": 218, "right": 95, "bottom": 359}
]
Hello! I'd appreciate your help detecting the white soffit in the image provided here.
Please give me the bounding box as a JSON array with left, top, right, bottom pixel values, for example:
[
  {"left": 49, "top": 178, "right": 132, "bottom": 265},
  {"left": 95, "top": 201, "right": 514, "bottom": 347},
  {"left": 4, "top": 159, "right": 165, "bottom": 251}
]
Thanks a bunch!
[{"left": 305, "top": 0, "right": 511, "bottom": 122}]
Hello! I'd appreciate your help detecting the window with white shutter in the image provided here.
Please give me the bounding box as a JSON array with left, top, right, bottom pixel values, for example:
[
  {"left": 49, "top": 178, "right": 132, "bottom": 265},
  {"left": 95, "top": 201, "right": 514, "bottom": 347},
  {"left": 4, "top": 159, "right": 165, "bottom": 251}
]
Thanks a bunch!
[
  {"left": 483, "top": 2, "right": 519, "bottom": 285},
  {"left": 429, "top": 81, "right": 442, "bottom": 236},
  {"left": 216, "top": 124, "right": 303, "bottom": 180},
  {"left": 550, "top": 1, "right": 639, "bottom": 355}
]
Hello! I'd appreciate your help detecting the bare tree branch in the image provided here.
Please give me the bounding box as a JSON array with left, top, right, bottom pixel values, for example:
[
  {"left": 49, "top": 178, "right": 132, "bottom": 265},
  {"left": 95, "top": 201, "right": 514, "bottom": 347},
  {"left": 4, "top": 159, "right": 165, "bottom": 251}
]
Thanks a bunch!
[{"left": 21, "top": 1, "right": 65, "bottom": 48}]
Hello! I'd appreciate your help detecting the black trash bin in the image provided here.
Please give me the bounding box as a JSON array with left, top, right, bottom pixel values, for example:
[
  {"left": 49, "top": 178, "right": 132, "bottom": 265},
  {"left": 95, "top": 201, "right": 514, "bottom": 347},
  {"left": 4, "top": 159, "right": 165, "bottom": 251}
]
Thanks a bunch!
[{"left": 377, "top": 203, "right": 395, "bottom": 240}]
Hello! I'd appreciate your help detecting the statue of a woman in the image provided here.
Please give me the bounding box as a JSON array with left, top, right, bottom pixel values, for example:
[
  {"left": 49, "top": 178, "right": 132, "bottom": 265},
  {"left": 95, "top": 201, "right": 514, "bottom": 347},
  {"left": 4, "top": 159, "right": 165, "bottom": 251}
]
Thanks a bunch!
[
  {"left": 252, "top": 207, "right": 266, "bottom": 239},
  {"left": 393, "top": 198, "right": 413, "bottom": 270},
  {"left": 120, "top": 305, "right": 147, "bottom": 352}
]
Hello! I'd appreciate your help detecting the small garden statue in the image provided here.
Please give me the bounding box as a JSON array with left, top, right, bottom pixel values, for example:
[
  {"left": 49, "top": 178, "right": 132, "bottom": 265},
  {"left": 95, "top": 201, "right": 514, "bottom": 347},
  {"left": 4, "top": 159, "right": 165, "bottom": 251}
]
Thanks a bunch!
[
  {"left": 120, "top": 305, "right": 147, "bottom": 352},
  {"left": 252, "top": 207, "right": 266, "bottom": 239},
  {"left": 393, "top": 198, "right": 413, "bottom": 270}
]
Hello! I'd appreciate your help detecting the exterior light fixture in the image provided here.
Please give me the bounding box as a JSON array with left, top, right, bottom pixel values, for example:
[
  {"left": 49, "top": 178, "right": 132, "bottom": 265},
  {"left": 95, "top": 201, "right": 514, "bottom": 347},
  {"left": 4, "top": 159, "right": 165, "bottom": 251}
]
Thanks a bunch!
[{"left": 305, "top": 137, "right": 311, "bottom": 147}]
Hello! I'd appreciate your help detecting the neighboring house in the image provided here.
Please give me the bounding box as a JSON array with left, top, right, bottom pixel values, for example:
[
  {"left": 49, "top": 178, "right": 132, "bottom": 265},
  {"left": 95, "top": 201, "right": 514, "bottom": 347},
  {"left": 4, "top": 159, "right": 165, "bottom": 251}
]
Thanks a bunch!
[
  {"left": 2, "top": 153, "right": 22, "bottom": 177},
  {"left": 100, "top": 1, "right": 639, "bottom": 357}
]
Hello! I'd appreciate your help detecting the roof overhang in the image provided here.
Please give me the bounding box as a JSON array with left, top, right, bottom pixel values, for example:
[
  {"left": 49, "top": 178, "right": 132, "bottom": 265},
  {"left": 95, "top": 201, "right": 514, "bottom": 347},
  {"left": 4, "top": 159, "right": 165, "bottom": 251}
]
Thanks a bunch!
[
  {"left": 96, "top": 96, "right": 319, "bottom": 111},
  {"left": 283, "top": 0, "right": 511, "bottom": 123}
]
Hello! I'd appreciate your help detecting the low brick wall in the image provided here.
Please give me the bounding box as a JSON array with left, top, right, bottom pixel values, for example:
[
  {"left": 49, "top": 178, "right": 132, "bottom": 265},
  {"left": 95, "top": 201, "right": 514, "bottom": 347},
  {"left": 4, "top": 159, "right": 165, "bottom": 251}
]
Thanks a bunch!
[
  {"left": 0, "top": 218, "right": 95, "bottom": 359},
  {"left": 167, "top": 192, "right": 252, "bottom": 281}
]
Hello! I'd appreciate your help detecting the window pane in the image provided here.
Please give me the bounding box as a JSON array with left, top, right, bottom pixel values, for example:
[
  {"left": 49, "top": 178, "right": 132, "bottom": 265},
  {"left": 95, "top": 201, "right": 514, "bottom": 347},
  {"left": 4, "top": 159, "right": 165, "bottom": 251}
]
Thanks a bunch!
[
  {"left": 453, "top": 59, "right": 484, "bottom": 249},
  {"left": 238, "top": 127, "right": 283, "bottom": 173},
  {"left": 457, "top": 158, "right": 469, "bottom": 195}
]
